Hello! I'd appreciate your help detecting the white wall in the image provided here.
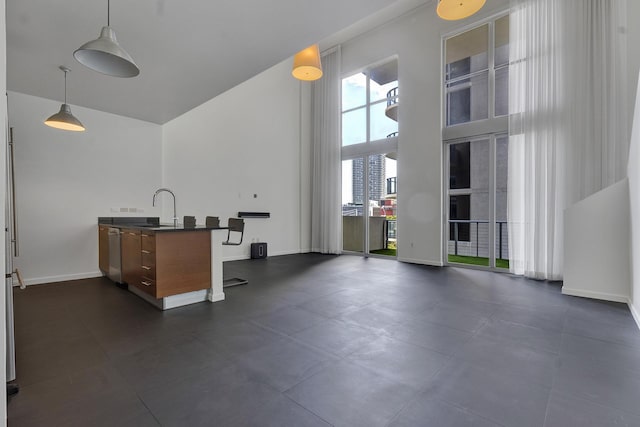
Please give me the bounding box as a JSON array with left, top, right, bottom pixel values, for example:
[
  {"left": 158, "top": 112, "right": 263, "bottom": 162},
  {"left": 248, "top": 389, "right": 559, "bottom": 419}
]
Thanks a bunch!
[
  {"left": 1, "top": 0, "right": 7, "bottom": 420},
  {"left": 628, "top": 73, "right": 640, "bottom": 325},
  {"left": 8, "top": 92, "right": 162, "bottom": 285},
  {"left": 339, "top": 0, "right": 508, "bottom": 265},
  {"left": 563, "top": 179, "right": 631, "bottom": 302},
  {"left": 622, "top": 1, "right": 640, "bottom": 327},
  {"left": 162, "top": 60, "right": 311, "bottom": 260}
]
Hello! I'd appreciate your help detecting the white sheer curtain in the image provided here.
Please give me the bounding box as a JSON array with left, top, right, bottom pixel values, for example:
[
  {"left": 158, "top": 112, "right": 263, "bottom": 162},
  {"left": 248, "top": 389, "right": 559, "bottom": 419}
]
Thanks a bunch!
[
  {"left": 310, "top": 47, "right": 342, "bottom": 254},
  {"left": 508, "top": 0, "right": 628, "bottom": 280}
]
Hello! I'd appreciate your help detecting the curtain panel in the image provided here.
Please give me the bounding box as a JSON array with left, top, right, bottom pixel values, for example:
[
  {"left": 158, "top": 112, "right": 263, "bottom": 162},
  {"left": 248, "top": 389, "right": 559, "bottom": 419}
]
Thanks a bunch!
[
  {"left": 310, "top": 47, "right": 342, "bottom": 254},
  {"left": 508, "top": 0, "right": 628, "bottom": 280}
]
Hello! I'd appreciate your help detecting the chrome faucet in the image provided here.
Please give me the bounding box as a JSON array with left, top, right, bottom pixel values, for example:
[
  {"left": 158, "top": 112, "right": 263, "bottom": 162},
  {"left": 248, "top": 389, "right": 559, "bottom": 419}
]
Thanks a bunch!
[{"left": 152, "top": 188, "right": 178, "bottom": 227}]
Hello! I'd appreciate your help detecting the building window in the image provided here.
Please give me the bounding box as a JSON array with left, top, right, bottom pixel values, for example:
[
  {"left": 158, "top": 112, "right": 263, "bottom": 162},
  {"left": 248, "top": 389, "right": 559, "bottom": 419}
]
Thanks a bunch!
[
  {"left": 445, "top": 24, "right": 489, "bottom": 126},
  {"left": 341, "top": 59, "right": 399, "bottom": 258},
  {"left": 342, "top": 67, "right": 398, "bottom": 147},
  {"left": 444, "top": 15, "right": 510, "bottom": 269},
  {"left": 444, "top": 15, "right": 509, "bottom": 128}
]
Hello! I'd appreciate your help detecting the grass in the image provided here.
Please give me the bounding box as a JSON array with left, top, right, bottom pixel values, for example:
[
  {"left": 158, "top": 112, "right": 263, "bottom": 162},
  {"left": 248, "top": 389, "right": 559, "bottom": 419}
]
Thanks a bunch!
[
  {"left": 448, "top": 254, "right": 510, "bottom": 269},
  {"left": 370, "top": 248, "right": 397, "bottom": 257},
  {"left": 363, "top": 250, "right": 510, "bottom": 268}
]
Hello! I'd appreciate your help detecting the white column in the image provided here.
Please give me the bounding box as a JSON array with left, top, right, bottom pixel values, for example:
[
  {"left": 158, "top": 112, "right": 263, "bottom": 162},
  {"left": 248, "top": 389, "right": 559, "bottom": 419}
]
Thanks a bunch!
[{"left": 208, "top": 230, "right": 226, "bottom": 302}]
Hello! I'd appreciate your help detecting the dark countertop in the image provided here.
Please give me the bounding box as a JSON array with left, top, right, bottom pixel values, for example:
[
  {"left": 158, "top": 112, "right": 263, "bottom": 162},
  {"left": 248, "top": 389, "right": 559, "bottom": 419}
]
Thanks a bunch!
[
  {"left": 98, "top": 217, "right": 227, "bottom": 233},
  {"left": 100, "top": 223, "right": 228, "bottom": 233}
]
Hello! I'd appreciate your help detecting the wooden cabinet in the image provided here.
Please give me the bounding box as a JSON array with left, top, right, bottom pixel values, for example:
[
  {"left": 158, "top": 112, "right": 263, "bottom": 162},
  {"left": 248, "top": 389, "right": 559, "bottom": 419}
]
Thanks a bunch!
[
  {"left": 121, "top": 228, "right": 142, "bottom": 288},
  {"left": 137, "top": 231, "right": 157, "bottom": 296},
  {"left": 140, "top": 231, "right": 211, "bottom": 298},
  {"left": 98, "top": 226, "right": 109, "bottom": 274},
  {"left": 102, "top": 226, "right": 212, "bottom": 299}
]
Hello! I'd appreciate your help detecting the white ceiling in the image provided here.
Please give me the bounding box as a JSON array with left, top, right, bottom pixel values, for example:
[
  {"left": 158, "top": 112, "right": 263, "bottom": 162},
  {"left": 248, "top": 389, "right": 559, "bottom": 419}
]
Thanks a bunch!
[{"left": 7, "top": 0, "right": 431, "bottom": 124}]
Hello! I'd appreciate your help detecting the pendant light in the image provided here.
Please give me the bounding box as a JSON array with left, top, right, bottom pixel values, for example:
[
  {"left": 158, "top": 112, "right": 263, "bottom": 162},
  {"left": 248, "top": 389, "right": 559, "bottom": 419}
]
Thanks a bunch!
[
  {"left": 292, "top": 44, "right": 323, "bottom": 81},
  {"left": 437, "top": 0, "right": 486, "bottom": 21},
  {"left": 74, "top": 0, "right": 139, "bottom": 78},
  {"left": 44, "top": 66, "right": 85, "bottom": 132}
]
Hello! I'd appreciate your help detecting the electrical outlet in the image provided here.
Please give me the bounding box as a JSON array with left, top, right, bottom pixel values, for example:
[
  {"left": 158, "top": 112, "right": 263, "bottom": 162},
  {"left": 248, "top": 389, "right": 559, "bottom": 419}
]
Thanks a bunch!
[
  {"left": 119, "top": 207, "right": 128, "bottom": 212},
  {"left": 110, "top": 207, "right": 119, "bottom": 213}
]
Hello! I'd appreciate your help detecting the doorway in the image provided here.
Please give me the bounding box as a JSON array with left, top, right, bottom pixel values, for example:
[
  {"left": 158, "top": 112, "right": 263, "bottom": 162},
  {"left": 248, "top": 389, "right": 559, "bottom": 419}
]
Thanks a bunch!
[
  {"left": 341, "top": 58, "right": 399, "bottom": 258},
  {"left": 342, "top": 153, "right": 397, "bottom": 257},
  {"left": 445, "top": 134, "right": 509, "bottom": 269}
]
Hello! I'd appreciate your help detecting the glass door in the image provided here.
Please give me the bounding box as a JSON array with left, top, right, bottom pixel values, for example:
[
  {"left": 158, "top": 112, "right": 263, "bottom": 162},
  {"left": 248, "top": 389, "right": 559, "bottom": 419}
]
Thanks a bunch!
[
  {"left": 342, "top": 153, "right": 398, "bottom": 257},
  {"left": 342, "top": 158, "right": 364, "bottom": 253},
  {"left": 446, "top": 134, "right": 509, "bottom": 270},
  {"left": 368, "top": 153, "right": 397, "bottom": 257},
  {"left": 341, "top": 58, "right": 399, "bottom": 258}
]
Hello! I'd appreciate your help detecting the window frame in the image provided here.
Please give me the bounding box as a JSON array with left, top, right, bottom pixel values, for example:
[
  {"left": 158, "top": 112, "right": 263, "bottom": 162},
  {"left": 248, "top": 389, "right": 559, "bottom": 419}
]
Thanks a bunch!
[
  {"left": 441, "top": 12, "right": 510, "bottom": 271},
  {"left": 341, "top": 57, "right": 399, "bottom": 258},
  {"left": 442, "top": 12, "right": 510, "bottom": 142},
  {"left": 341, "top": 61, "right": 399, "bottom": 150}
]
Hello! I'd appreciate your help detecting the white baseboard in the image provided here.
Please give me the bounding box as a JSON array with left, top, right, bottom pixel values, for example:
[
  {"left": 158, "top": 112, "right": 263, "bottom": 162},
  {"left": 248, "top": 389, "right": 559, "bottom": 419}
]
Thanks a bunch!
[
  {"left": 561, "top": 286, "right": 629, "bottom": 304},
  {"left": 628, "top": 298, "right": 640, "bottom": 331},
  {"left": 128, "top": 286, "right": 217, "bottom": 310},
  {"left": 207, "top": 291, "right": 225, "bottom": 303},
  {"left": 19, "top": 271, "right": 104, "bottom": 286},
  {"left": 270, "top": 249, "right": 303, "bottom": 257},
  {"left": 397, "top": 257, "right": 444, "bottom": 267},
  {"left": 163, "top": 290, "right": 208, "bottom": 310},
  {"left": 222, "top": 254, "right": 251, "bottom": 262},
  {"left": 222, "top": 249, "right": 303, "bottom": 262}
]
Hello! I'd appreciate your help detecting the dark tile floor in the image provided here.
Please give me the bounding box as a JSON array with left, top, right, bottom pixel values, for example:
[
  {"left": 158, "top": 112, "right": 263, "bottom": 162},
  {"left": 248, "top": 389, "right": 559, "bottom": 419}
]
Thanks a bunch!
[{"left": 7, "top": 253, "right": 640, "bottom": 426}]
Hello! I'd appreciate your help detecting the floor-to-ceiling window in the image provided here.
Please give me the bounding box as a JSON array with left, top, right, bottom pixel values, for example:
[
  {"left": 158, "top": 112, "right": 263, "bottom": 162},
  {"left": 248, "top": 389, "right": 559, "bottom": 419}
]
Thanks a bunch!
[
  {"left": 341, "top": 59, "right": 398, "bottom": 257},
  {"left": 443, "top": 15, "right": 510, "bottom": 270}
]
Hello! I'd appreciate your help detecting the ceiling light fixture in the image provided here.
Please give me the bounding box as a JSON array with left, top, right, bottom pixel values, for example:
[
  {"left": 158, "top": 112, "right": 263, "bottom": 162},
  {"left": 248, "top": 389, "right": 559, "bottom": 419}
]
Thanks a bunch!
[
  {"left": 292, "top": 44, "right": 323, "bottom": 81},
  {"left": 44, "top": 66, "right": 85, "bottom": 132},
  {"left": 437, "top": 0, "right": 486, "bottom": 21},
  {"left": 74, "top": 0, "right": 140, "bottom": 78}
]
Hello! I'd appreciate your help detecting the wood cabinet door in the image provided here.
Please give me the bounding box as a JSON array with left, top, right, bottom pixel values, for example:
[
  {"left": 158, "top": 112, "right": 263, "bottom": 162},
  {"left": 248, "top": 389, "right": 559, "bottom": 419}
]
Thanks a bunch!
[
  {"left": 121, "top": 229, "right": 141, "bottom": 286},
  {"left": 98, "top": 226, "right": 109, "bottom": 274},
  {"left": 155, "top": 231, "right": 211, "bottom": 297}
]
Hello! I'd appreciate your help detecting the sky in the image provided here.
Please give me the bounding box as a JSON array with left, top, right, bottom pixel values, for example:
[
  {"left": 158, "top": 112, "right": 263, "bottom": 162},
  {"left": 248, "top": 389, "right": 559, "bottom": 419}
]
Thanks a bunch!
[{"left": 341, "top": 71, "right": 398, "bottom": 205}]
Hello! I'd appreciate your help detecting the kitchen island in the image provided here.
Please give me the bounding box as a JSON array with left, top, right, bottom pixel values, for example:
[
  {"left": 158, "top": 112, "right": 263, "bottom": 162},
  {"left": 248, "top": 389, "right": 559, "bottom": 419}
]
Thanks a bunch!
[{"left": 98, "top": 217, "right": 228, "bottom": 310}]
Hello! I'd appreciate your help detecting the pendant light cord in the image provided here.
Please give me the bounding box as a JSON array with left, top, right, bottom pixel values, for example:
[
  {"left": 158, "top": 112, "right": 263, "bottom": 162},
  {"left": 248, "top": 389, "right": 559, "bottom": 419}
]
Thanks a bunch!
[
  {"left": 107, "top": 0, "right": 110, "bottom": 26},
  {"left": 63, "top": 70, "right": 67, "bottom": 104}
]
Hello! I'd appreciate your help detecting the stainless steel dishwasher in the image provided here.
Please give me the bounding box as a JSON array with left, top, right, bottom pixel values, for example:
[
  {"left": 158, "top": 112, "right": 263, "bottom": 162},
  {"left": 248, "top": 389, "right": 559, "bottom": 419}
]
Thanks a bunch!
[{"left": 108, "top": 227, "right": 123, "bottom": 283}]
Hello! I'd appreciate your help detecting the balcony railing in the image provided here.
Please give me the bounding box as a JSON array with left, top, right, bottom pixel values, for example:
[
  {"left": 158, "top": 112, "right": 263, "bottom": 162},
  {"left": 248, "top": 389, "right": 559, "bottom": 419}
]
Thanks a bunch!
[
  {"left": 387, "top": 87, "right": 399, "bottom": 107},
  {"left": 448, "top": 219, "right": 508, "bottom": 261}
]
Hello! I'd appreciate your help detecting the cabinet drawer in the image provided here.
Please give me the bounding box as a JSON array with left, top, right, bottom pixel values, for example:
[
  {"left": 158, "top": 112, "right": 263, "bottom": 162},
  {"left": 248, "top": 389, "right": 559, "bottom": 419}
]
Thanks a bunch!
[
  {"left": 140, "top": 263, "right": 156, "bottom": 280},
  {"left": 141, "top": 233, "right": 155, "bottom": 252},
  {"left": 141, "top": 251, "right": 156, "bottom": 268},
  {"left": 137, "top": 276, "right": 157, "bottom": 296}
]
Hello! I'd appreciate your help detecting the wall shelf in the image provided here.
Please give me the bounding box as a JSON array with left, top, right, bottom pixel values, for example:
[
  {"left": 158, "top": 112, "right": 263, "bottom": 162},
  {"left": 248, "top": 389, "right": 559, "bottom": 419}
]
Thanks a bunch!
[{"left": 238, "top": 212, "right": 270, "bottom": 218}]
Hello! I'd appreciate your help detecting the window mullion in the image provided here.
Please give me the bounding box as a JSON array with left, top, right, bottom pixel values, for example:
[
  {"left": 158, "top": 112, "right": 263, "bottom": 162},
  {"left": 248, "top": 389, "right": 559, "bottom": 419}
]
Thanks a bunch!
[
  {"left": 342, "top": 104, "right": 367, "bottom": 115},
  {"left": 445, "top": 68, "right": 490, "bottom": 85},
  {"left": 366, "top": 75, "right": 371, "bottom": 144},
  {"left": 488, "top": 20, "right": 496, "bottom": 120}
]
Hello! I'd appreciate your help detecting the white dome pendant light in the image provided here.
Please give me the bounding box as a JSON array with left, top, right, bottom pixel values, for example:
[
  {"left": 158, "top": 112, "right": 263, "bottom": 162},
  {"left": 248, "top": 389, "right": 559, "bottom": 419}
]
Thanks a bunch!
[
  {"left": 74, "top": 0, "right": 140, "bottom": 77},
  {"left": 44, "top": 66, "right": 85, "bottom": 132}
]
